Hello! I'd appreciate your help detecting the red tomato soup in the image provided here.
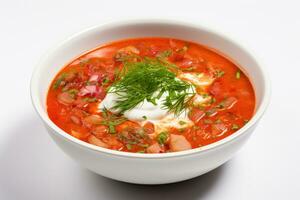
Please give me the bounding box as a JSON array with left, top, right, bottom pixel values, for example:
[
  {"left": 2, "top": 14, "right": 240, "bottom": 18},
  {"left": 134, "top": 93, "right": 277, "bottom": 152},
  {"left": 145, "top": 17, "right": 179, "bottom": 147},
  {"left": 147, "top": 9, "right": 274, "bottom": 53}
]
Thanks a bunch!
[{"left": 47, "top": 38, "right": 255, "bottom": 153}]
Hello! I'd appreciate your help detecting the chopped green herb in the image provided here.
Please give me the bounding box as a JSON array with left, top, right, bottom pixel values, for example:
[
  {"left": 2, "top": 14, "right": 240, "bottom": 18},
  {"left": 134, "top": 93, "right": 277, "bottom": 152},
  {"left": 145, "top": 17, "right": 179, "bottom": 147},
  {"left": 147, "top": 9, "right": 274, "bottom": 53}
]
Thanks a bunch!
[
  {"left": 179, "top": 121, "right": 186, "bottom": 125},
  {"left": 183, "top": 66, "right": 196, "bottom": 71},
  {"left": 108, "top": 122, "right": 116, "bottom": 133},
  {"left": 178, "top": 128, "right": 186, "bottom": 132},
  {"left": 80, "top": 59, "right": 89, "bottom": 65},
  {"left": 68, "top": 89, "right": 79, "bottom": 98},
  {"left": 176, "top": 45, "right": 189, "bottom": 53},
  {"left": 53, "top": 73, "right": 66, "bottom": 89},
  {"left": 157, "top": 50, "right": 172, "bottom": 59},
  {"left": 142, "top": 116, "right": 147, "bottom": 120},
  {"left": 114, "top": 67, "right": 121, "bottom": 77},
  {"left": 139, "top": 143, "right": 149, "bottom": 148},
  {"left": 236, "top": 71, "right": 241, "bottom": 79},
  {"left": 136, "top": 129, "right": 146, "bottom": 138},
  {"left": 204, "top": 119, "right": 213, "bottom": 124},
  {"left": 215, "top": 70, "right": 225, "bottom": 78},
  {"left": 137, "top": 150, "right": 145, "bottom": 153},
  {"left": 62, "top": 87, "right": 68, "bottom": 92},
  {"left": 102, "top": 78, "right": 110, "bottom": 85},
  {"left": 215, "top": 119, "right": 222, "bottom": 124},
  {"left": 210, "top": 98, "right": 216, "bottom": 104},
  {"left": 126, "top": 144, "right": 132, "bottom": 150},
  {"left": 115, "top": 53, "right": 140, "bottom": 62},
  {"left": 202, "top": 93, "right": 209, "bottom": 98},
  {"left": 99, "top": 110, "right": 127, "bottom": 134},
  {"left": 83, "top": 97, "right": 97, "bottom": 103},
  {"left": 232, "top": 124, "right": 239, "bottom": 130},
  {"left": 196, "top": 105, "right": 205, "bottom": 110},
  {"left": 182, "top": 46, "right": 188, "bottom": 52},
  {"left": 157, "top": 132, "right": 168, "bottom": 145},
  {"left": 205, "top": 108, "right": 217, "bottom": 116},
  {"left": 216, "top": 101, "right": 225, "bottom": 109},
  {"left": 101, "top": 107, "right": 109, "bottom": 118}
]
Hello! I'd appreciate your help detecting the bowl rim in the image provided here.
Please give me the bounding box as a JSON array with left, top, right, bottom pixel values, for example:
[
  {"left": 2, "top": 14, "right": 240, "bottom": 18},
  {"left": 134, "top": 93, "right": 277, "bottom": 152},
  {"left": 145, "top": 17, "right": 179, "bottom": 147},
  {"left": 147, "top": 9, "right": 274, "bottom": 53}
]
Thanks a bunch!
[{"left": 30, "top": 19, "right": 271, "bottom": 159}]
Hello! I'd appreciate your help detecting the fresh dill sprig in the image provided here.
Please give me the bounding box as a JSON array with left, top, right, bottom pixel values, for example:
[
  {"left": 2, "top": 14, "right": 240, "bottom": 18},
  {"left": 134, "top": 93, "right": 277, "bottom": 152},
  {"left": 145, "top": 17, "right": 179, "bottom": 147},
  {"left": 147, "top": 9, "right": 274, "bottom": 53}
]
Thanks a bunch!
[{"left": 109, "top": 57, "right": 195, "bottom": 114}]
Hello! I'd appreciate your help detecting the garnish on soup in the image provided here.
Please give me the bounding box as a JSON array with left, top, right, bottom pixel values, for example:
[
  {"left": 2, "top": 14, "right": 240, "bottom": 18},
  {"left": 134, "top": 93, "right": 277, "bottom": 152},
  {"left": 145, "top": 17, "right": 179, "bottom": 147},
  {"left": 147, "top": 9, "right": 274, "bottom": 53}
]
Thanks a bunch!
[{"left": 47, "top": 38, "right": 255, "bottom": 153}]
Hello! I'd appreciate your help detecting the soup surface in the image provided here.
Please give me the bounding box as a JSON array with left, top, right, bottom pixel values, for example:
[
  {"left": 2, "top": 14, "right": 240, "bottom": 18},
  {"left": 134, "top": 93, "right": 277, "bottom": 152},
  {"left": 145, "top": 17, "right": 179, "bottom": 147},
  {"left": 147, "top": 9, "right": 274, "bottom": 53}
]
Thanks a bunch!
[{"left": 47, "top": 38, "right": 255, "bottom": 153}]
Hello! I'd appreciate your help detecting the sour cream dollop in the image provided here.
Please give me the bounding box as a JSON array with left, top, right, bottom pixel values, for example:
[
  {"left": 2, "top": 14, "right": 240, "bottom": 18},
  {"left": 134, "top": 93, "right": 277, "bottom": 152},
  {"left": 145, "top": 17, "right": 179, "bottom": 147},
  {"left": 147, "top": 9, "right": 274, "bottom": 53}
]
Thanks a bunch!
[{"left": 99, "top": 92, "right": 169, "bottom": 121}]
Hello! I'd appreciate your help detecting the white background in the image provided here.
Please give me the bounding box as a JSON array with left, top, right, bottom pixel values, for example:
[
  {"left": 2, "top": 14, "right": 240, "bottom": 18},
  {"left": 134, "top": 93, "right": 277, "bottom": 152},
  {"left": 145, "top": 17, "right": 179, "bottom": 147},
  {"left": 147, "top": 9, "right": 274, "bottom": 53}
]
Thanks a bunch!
[{"left": 0, "top": 0, "right": 299, "bottom": 199}]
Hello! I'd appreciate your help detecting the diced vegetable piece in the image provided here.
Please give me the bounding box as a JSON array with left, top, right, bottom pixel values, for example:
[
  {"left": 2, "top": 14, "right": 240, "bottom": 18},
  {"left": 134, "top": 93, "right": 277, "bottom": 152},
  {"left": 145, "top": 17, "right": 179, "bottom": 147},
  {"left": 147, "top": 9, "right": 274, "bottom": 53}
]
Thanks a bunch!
[
  {"left": 67, "top": 89, "right": 79, "bottom": 97},
  {"left": 217, "top": 97, "right": 238, "bottom": 110},
  {"left": 236, "top": 71, "right": 241, "bottom": 79},
  {"left": 115, "top": 121, "right": 140, "bottom": 133},
  {"left": 214, "top": 70, "right": 225, "bottom": 78},
  {"left": 143, "top": 122, "right": 155, "bottom": 134},
  {"left": 178, "top": 72, "right": 214, "bottom": 87},
  {"left": 146, "top": 143, "right": 163, "bottom": 153},
  {"left": 78, "top": 85, "right": 105, "bottom": 99},
  {"left": 82, "top": 115, "right": 103, "bottom": 128},
  {"left": 89, "top": 74, "right": 100, "bottom": 82},
  {"left": 192, "top": 94, "right": 211, "bottom": 107},
  {"left": 88, "top": 135, "right": 109, "bottom": 148},
  {"left": 232, "top": 124, "right": 239, "bottom": 130},
  {"left": 73, "top": 98, "right": 89, "bottom": 108},
  {"left": 57, "top": 92, "right": 75, "bottom": 105},
  {"left": 71, "top": 130, "right": 89, "bottom": 140},
  {"left": 209, "top": 81, "right": 222, "bottom": 97},
  {"left": 78, "top": 85, "right": 99, "bottom": 96},
  {"left": 64, "top": 71, "right": 77, "bottom": 82},
  {"left": 53, "top": 73, "right": 66, "bottom": 89},
  {"left": 205, "top": 108, "right": 218, "bottom": 116},
  {"left": 103, "top": 137, "right": 123, "bottom": 149},
  {"left": 189, "top": 108, "right": 205, "bottom": 123},
  {"left": 115, "top": 46, "right": 140, "bottom": 61},
  {"left": 157, "top": 50, "right": 172, "bottom": 59},
  {"left": 121, "top": 46, "right": 140, "bottom": 54},
  {"left": 211, "top": 123, "right": 228, "bottom": 137},
  {"left": 169, "top": 134, "right": 192, "bottom": 152},
  {"left": 70, "top": 115, "right": 81, "bottom": 125},
  {"left": 178, "top": 59, "right": 193, "bottom": 68},
  {"left": 92, "top": 125, "right": 109, "bottom": 138}
]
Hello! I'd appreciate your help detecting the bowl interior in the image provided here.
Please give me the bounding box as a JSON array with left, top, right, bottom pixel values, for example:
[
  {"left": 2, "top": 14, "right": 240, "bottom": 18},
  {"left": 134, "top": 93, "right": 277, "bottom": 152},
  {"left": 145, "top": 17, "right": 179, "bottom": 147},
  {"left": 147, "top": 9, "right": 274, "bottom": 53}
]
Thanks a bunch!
[{"left": 31, "top": 20, "right": 268, "bottom": 156}]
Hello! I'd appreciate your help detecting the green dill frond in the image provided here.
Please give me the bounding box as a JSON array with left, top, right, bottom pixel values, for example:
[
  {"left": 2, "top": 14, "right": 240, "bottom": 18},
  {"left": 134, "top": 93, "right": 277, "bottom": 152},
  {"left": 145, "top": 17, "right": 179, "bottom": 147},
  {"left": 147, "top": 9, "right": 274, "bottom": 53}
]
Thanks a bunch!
[{"left": 109, "top": 57, "right": 195, "bottom": 114}]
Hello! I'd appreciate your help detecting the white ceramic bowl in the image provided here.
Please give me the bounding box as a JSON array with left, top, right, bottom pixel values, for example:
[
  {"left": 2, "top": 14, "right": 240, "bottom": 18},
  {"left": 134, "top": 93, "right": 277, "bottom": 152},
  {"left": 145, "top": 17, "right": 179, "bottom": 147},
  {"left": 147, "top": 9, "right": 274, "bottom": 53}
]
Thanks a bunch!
[{"left": 31, "top": 19, "right": 270, "bottom": 184}]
